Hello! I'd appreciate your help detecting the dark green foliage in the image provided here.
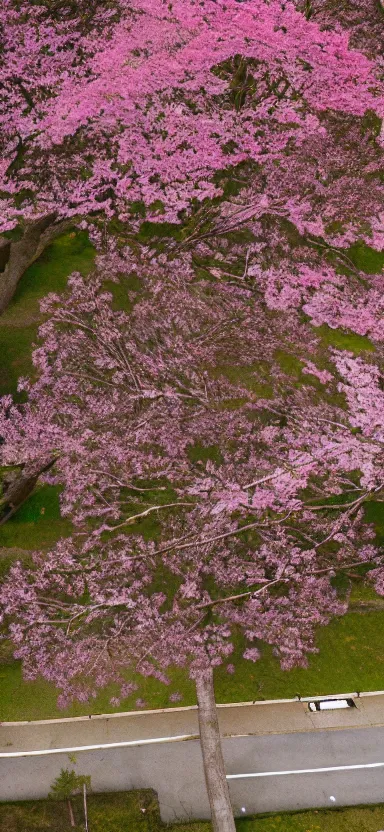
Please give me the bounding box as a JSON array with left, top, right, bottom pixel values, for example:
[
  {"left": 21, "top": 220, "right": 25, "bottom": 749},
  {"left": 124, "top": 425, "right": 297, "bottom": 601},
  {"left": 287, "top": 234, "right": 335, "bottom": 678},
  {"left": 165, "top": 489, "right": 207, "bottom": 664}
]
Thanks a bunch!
[{"left": 49, "top": 769, "right": 91, "bottom": 803}]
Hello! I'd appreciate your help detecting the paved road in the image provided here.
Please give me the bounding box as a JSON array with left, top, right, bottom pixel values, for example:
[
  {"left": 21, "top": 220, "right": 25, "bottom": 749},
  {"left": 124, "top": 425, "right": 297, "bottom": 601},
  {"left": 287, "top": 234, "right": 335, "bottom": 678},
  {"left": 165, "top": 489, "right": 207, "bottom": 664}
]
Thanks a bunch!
[
  {"left": 227, "top": 727, "right": 384, "bottom": 817},
  {"left": 2, "top": 725, "right": 384, "bottom": 821}
]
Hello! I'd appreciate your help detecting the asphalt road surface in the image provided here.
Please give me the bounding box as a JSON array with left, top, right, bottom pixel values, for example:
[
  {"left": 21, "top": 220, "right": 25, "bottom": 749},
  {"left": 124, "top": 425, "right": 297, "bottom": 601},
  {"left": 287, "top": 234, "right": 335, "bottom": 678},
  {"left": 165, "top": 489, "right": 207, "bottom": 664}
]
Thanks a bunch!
[{"left": 2, "top": 726, "right": 384, "bottom": 821}]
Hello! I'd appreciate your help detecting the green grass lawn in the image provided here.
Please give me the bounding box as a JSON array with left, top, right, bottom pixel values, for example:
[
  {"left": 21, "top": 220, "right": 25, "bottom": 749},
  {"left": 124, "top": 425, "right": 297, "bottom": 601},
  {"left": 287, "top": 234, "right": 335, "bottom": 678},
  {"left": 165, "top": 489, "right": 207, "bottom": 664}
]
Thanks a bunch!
[
  {"left": 0, "top": 485, "right": 72, "bottom": 554},
  {"left": 240, "top": 805, "right": 384, "bottom": 832},
  {"left": 2, "top": 791, "right": 384, "bottom": 832},
  {"left": 2, "top": 601, "right": 384, "bottom": 720},
  {"left": 0, "top": 229, "right": 92, "bottom": 555},
  {"left": 0, "top": 229, "right": 95, "bottom": 397}
]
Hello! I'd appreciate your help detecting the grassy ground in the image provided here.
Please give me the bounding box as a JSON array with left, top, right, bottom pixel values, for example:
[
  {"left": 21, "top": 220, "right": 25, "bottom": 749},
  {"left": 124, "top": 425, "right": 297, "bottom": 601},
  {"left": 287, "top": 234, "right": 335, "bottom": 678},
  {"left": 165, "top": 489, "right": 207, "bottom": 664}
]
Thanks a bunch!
[
  {"left": 241, "top": 805, "right": 384, "bottom": 832},
  {"left": 0, "top": 231, "right": 92, "bottom": 560},
  {"left": 0, "top": 229, "right": 95, "bottom": 398},
  {"left": 2, "top": 791, "right": 384, "bottom": 832},
  {"left": 2, "top": 599, "right": 384, "bottom": 720},
  {"left": 0, "top": 486, "right": 72, "bottom": 553}
]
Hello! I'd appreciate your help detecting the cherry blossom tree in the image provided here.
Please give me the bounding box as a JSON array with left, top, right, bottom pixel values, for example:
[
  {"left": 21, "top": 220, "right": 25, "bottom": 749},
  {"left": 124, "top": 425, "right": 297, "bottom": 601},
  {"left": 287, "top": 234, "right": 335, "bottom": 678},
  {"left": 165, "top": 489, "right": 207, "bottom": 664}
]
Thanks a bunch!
[
  {"left": 1, "top": 1, "right": 384, "bottom": 828},
  {"left": 1, "top": 266, "right": 383, "bottom": 830},
  {"left": 293, "top": 0, "right": 384, "bottom": 59},
  {"left": 0, "top": 0, "right": 123, "bottom": 310},
  {"left": 1, "top": 0, "right": 383, "bottom": 310}
]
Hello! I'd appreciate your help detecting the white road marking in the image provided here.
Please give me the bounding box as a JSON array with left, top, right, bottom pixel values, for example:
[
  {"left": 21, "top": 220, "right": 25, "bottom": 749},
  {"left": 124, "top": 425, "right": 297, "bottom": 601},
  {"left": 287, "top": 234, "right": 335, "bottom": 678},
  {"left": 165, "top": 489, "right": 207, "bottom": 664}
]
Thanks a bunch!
[
  {"left": 227, "top": 761, "right": 384, "bottom": 779},
  {"left": 2, "top": 735, "right": 384, "bottom": 785},
  {"left": 0, "top": 734, "right": 197, "bottom": 758}
]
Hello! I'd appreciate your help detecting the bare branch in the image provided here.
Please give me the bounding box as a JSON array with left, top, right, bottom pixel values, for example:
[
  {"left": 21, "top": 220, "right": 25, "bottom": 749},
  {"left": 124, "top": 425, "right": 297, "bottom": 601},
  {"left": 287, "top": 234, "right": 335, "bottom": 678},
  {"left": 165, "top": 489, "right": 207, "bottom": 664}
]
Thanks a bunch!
[{"left": 196, "top": 578, "right": 287, "bottom": 610}]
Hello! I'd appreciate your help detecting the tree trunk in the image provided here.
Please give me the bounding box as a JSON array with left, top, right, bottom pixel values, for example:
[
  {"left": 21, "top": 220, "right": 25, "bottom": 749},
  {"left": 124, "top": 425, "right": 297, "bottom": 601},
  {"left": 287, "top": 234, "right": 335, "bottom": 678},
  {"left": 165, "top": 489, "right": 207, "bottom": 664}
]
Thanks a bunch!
[
  {"left": 83, "top": 783, "right": 89, "bottom": 832},
  {"left": 195, "top": 668, "right": 236, "bottom": 832},
  {"left": 67, "top": 798, "right": 76, "bottom": 828},
  {"left": 0, "top": 457, "right": 57, "bottom": 526},
  {"left": 0, "top": 214, "right": 71, "bottom": 315}
]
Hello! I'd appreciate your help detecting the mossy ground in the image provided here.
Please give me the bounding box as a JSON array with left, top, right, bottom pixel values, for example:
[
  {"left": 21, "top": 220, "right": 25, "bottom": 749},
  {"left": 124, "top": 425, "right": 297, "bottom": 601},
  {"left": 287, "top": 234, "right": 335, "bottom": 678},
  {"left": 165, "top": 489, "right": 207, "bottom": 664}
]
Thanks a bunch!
[{"left": 1, "top": 792, "right": 384, "bottom": 832}]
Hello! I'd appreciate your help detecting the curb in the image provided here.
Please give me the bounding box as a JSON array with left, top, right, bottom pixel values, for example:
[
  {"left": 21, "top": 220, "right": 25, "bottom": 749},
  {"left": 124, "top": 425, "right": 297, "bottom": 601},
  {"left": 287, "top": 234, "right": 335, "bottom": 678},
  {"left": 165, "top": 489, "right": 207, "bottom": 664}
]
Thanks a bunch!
[{"left": 3, "top": 689, "right": 384, "bottom": 727}]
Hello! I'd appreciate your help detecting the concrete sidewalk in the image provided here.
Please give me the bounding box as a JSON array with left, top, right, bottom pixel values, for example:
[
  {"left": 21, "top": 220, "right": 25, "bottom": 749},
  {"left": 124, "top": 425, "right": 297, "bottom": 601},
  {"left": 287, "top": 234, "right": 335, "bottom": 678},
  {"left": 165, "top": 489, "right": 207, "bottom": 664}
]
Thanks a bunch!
[{"left": 2, "top": 691, "right": 384, "bottom": 754}]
